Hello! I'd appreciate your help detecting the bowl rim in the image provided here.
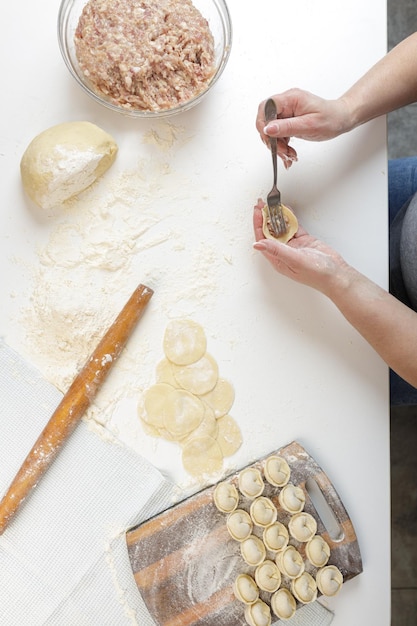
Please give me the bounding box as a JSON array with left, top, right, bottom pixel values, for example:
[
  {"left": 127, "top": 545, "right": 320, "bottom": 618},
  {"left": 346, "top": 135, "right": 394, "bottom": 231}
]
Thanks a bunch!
[{"left": 57, "top": 0, "right": 233, "bottom": 118}]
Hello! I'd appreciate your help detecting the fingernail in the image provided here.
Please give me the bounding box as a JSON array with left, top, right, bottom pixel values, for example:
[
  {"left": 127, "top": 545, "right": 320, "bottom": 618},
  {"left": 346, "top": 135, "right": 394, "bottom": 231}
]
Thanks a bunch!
[
  {"left": 253, "top": 241, "right": 267, "bottom": 251},
  {"left": 264, "top": 122, "right": 278, "bottom": 135}
]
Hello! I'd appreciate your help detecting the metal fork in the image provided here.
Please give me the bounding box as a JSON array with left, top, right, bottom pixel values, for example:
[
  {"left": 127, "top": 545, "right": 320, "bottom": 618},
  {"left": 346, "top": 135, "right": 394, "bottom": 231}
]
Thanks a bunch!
[{"left": 264, "top": 98, "right": 287, "bottom": 237}]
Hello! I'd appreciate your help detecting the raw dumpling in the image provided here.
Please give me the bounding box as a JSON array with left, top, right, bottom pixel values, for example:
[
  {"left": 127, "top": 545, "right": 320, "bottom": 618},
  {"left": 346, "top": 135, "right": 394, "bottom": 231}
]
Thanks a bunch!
[
  {"left": 213, "top": 481, "right": 239, "bottom": 513},
  {"left": 255, "top": 560, "right": 281, "bottom": 593},
  {"left": 238, "top": 467, "right": 264, "bottom": 499},
  {"left": 276, "top": 545, "right": 305, "bottom": 579},
  {"left": 261, "top": 203, "right": 298, "bottom": 243},
  {"left": 278, "top": 483, "right": 306, "bottom": 514},
  {"left": 263, "top": 521, "right": 289, "bottom": 552},
  {"left": 244, "top": 598, "right": 271, "bottom": 626},
  {"left": 233, "top": 574, "right": 259, "bottom": 604},
  {"left": 291, "top": 571, "right": 318, "bottom": 604},
  {"left": 227, "top": 509, "right": 253, "bottom": 542},
  {"left": 250, "top": 497, "right": 277, "bottom": 527},
  {"left": 306, "top": 535, "right": 331, "bottom": 567},
  {"left": 20, "top": 121, "right": 117, "bottom": 210},
  {"left": 271, "top": 588, "right": 296, "bottom": 620},
  {"left": 288, "top": 512, "right": 317, "bottom": 542},
  {"left": 264, "top": 455, "right": 291, "bottom": 487},
  {"left": 316, "top": 565, "right": 343, "bottom": 597},
  {"left": 240, "top": 535, "right": 266, "bottom": 566}
]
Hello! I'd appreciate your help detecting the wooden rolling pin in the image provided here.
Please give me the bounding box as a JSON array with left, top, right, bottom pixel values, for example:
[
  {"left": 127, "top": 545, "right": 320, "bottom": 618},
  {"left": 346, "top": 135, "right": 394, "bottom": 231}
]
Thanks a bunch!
[{"left": 0, "top": 283, "right": 153, "bottom": 535}]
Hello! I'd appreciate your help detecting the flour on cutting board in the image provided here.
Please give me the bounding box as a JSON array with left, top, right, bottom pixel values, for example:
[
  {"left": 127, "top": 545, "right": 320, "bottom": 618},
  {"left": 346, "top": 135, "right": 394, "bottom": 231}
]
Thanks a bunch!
[{"left": 19, "top": 130, "right": 244, "bottom": 448}]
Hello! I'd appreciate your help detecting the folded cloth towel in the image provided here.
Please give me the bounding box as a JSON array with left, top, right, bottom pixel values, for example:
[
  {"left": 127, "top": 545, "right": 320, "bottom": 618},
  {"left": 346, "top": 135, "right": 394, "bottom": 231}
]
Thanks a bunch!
[{"left": 0, "top": 340, "right": 334, "bottom": 626}]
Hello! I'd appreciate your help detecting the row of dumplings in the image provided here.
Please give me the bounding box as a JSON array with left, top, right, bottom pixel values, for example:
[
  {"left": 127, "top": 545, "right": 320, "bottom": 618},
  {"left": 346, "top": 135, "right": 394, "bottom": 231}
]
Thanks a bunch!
[{"left": 213, "top": 455, "right": 343, "bottom": 624}]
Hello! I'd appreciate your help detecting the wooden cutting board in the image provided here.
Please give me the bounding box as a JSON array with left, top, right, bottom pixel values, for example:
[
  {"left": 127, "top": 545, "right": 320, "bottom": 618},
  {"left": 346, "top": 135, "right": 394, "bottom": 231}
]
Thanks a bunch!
[{"left": 126, "top": 441, "right": 362, "bottom": 626}]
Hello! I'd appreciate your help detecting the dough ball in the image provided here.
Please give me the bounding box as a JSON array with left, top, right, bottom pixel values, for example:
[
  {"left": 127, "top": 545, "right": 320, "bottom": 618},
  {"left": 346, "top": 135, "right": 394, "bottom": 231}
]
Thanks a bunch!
[
  {"left": 20, "top": 121, "right": 117, "bottom": 209},
  {"left": 163, "top": 319, "right": 207, "bottom": 365},
  {"left": 261, "top": 203, "right": 298, "bottom": 243}
]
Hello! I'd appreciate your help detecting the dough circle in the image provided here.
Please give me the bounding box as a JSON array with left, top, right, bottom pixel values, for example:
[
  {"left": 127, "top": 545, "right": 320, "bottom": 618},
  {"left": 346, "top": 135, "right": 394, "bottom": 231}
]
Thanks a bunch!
[
  {"left": 163, "top": 388, "right": 204, "bottom": 439},
  {"left": 163, "top": 319, "right": 207, "bottom": 365},
  {"left": 215, "top": 415, "right": 242, "bottom": 457},
  {"left": 181, "top": 435, "right": 223, "bottom": 477},
  {"left": 261, "top": 203, "right": 298, "bottom": 243},
  {"left": 143, "top": 382, "right": 175, "bottom": 428},
  {"left": 201, "top": 378, "right": 235, "bottom": 418},
  {"left": 20, "top": 121, "right": 117, "bottom": 210},
  {"left": 172, "top": 352, "right": 219, "bottom": 395}
]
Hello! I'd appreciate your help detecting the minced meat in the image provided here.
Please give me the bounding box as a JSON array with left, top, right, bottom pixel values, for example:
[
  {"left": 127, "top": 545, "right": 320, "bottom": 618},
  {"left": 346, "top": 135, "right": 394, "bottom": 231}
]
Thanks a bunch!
[{"left": 74, "top": 0, "right": 216, "bottom": 111}]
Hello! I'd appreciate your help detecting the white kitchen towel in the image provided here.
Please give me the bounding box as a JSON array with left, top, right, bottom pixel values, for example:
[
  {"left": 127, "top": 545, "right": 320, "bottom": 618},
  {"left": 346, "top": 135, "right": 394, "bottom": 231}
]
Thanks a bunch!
[{"left": 0, "top": 340, "right": 334, "bottom": 625}]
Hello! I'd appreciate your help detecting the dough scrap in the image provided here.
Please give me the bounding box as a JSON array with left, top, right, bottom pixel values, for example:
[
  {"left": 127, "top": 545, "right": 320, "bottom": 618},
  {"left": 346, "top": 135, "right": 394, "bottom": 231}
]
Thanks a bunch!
[
  {"left": 172, "top": 352, "right": 218, "bottom": 395},
  {"left": 215, "top": 415, "right": 242, "bottom": 457},
  {"left": 181, "top": 435, "right": 223, "bottom": 477},
  {"left": 163, "top": 319, "right": 207, "bottom": 365},
  {"left": 20, "top": 121, "right": 117, "bottom": 210},
  {"left": 261, "top": 203, "right": 298, "bottom": 243}
]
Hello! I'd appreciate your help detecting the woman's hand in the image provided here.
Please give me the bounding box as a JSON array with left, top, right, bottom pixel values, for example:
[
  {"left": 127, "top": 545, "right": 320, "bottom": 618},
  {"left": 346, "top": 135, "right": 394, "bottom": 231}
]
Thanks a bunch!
[
  {"left": 256, "top": 89, "right": 352, "bottom": 167},
  {"left": 252, "top": 199, "right": 350, "bottom": 296}
]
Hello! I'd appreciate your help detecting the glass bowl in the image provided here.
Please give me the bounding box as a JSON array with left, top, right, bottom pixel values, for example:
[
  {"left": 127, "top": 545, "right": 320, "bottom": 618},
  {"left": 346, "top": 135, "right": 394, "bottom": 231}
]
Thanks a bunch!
[{"left": 57, "top": 0, "right": 232, "bottom": 118}]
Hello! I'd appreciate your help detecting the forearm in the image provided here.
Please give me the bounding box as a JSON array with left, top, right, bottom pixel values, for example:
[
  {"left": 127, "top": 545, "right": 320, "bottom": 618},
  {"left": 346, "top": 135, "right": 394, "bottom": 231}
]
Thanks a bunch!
[
  {"left": 326, "top": 267, "right": 417, "bottom": 386},
  {"left": 341, "top": 32, "right": 417, "bottom": 129}
]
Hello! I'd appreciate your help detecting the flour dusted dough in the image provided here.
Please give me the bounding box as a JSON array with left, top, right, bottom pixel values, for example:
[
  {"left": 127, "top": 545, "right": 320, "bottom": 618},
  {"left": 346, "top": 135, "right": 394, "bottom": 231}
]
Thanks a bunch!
[
  {"left": 291, "top": 571, "right": 317, "bottom": 604},
  {"left": 201, "top": 378, "right": 235, "bottom": 418},
  {"left": 163, "top": 388, "right": 204, "bottom": 439},
  {"left": 155, "top": 358, "right": 178, "bottom": 387},
  {"left": 250, "top": 497, "right": 277, "bottom": 527},
  {"left": 316, "top": 565, "right": 343, "bottom": 596},
  {"left": 288, "top": 512, "right": 317, "bottom": 542},
  {"left": 216, "top": 415, "right": 242, "bottom": 457},
  {"left": 276, "top": 545, "right": 305, "bottom": 579},
  {"left": 163, "top": 319, "right": 207, "bottom": 365},
  {"left": 142, "top": 382, "right": 175, "bottom": 428},
  {"left": 306, "top": 535, "right": 330, "bottom": 567},
  {"left": 263, "top": 521, "right": 289, "bottom": 552},
  {"left": 254, "top": 560, "right": 281, "bottom": 593},
  {"left": 213, "top": 481, "right": 239, "bottom": 513},
  {"left": 181, "top": 435, "right": 223, "bottom": 476},
  {"left": 20, "top": 121, "right": 117, "bottom": 209},
  {"left": 240, "top": 535, "right": 266, "bottom": 566},
  {"left": 227, "top": 509, "right": 253, "bottom": 541},
  {"left": 278, "top": 483, "right": 306, "bottom": 514},
  {"left": 172, "top": 352, "right": 218, "bottom": 395},
  {"left": 238, "top": 467, "right": 265, "bottom": 499},
  {"left": 264, "top": 455, "right": 291, "bottom": 487}
]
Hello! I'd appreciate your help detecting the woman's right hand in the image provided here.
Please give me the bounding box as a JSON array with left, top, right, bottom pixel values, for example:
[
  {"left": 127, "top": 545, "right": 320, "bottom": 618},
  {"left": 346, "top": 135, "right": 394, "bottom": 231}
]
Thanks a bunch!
[{"left": 256, "top": 89, "right": 352, "bottom": 166}]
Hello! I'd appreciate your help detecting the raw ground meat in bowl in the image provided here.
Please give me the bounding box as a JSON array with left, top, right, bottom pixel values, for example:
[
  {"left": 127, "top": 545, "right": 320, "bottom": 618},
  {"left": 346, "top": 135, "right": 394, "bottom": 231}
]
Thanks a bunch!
[{"left": 57, "top": 0, "right": 232, "bottom": 117}]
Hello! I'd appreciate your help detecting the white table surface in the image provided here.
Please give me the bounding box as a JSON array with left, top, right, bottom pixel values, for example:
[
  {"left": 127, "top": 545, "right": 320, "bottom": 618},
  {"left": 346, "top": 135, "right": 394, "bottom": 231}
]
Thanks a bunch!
[{"left": 0, "top": 0, "right": 390, "bottom": 624}]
